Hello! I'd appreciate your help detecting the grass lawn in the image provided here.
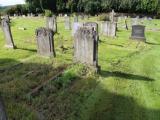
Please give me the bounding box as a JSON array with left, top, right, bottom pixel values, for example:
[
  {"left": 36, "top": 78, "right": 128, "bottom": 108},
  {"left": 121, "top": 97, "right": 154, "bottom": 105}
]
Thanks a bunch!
[{"left": 0, "top": 16, "right": 160, "bottom": 120}]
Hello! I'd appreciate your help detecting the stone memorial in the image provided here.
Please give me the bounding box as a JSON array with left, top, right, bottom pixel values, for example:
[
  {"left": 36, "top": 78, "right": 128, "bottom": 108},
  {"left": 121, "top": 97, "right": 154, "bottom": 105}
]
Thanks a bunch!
[
  {"left": 1, "top": 18, "right": 15, "bottom": 48},
  {"left": 74, "top": 27, "right": 100, "bottom": 72},
  {"left": 110, "top": 9, "right": 116, "bottom": 22},
  {"left": 4, "top": 15, "right": 10, "bottom": 22},
  {"left": 36, "top": 28, "right": 56, "bottom": 57},
  {"left": 46, "top": 15, "right": 57, "bottom": 33},
  {"left": 84, "top": 22, "right": 98, "bottom": 33},
  {"left": 101, "top": 21, "right": 116, "bottom": 37},
  {"left": 64, "top": 16, "right": 71, "bottom": 30},
  {"left": 74, "top": 15, "right": 78, "bottom": 22},
  {"left": 0, "top": 96, "right": 7, "bottom": 120},
  {"left": 130, "top": 25, "right": 146, "bottom": 41},
  {"left": 72, "top": 22, "right": 83, "bottom": 36}
]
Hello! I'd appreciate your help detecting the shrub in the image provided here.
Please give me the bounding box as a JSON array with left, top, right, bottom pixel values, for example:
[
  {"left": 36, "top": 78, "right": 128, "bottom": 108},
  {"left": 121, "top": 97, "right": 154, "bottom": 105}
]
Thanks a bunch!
[{"left": 45, "top": 10, "right": 53, "bottom": 17}]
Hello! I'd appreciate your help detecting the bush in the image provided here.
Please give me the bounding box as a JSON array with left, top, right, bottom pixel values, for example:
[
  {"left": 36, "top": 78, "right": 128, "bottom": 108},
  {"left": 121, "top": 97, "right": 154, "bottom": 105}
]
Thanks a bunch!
[
  {"left": 97, "top": 14, "right": 110, "bottom": 21},
  {"left": 45, "top": 10, "right": 53, "bottom": 17}
]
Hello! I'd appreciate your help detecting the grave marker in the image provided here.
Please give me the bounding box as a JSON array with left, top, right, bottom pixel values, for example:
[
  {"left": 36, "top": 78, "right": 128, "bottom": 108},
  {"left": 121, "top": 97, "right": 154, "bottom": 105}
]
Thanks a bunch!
[
  {"left": 1, "top": 18, "right": 15, "bottom": 48},
  {"left": 74, "top": 27, "right": 100, "bottom": 72},
  {"left": 46, "top": 15, "right": 57, "bottom": 33},
  {"left": 130, "top": 25, "right": 146, "bottom": 42},
  {"left": 64, "top": 16, "right": 71, "bottom": 30},
  {"left": 36, "top": 28, "right": 56, "bottom": 57}
]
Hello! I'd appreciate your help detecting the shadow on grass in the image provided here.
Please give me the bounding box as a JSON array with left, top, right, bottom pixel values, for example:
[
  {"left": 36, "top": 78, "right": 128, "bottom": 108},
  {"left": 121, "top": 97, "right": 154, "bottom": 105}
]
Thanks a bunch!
[
  {"left": 100, "top": 70, "right": 154, "bottom": 81},
  {"left": 0, "top": 58, "right": 159, "bottom": 120},
  {"left": 146, "top": 42, "right": 160, "bottom": 46},
  {"left": 16, "top": 47, "right": 37, "bottom": 52}
]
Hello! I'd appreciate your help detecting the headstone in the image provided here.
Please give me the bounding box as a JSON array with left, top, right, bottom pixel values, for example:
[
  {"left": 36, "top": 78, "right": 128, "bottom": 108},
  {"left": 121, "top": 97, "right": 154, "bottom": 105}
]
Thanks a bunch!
[
  {"left": 72, "top": 22, "right": 83, "bottom": 36},
  {"left": 46, "top": 15, "right": 57, "bottom": 33},
  {"left": 74, "top": 27, "right": 99, "bottom": 72},
  {"left": 84, "top": 22, "right": 98, "bottom": 33},
  {"left": 64, "top": 16, "right": 71, "bottom": 30},
  {"left": 0, "top": 96, "right": 7, "bottom": 120},
  {"left": 130, "top": 25, "right": 146, "bottom": 42},
  {"left": 110, "top": 9, "right": 115, "bottom": 22},
  {"left": 4, "top": 15, "right": 10, "bottom": 22},
  {"left": 101, "top": 21, "right": 116, "bottom": 37},
  {"left": 74, "top": 15, "right": 78, "bottom": 22},
  {"left": 1, "top": 18, "right": 15, "bottom": 48},
  {"left": 36, "top": 28, "right": 56, "bottom": 57}
]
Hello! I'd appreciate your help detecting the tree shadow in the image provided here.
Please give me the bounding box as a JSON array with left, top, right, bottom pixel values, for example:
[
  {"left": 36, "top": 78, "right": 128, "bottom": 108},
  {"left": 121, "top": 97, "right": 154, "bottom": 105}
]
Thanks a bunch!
[
  {"left": 0, "top": 58, "right": 159, "bottom": 120},
  {"left": 100, "top": 70, "right": 154, "bottom": 81}
]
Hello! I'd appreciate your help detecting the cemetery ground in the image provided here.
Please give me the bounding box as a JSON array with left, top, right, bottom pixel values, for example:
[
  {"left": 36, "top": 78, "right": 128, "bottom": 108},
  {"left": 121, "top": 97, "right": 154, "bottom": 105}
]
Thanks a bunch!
[{"left": 0, "top": 16, "right": 160, "bottom": 120}]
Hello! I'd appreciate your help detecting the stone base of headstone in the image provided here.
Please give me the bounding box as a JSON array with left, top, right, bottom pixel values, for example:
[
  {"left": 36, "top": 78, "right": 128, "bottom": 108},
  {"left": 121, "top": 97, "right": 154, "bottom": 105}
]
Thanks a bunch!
[{"left": 36, "top": 27, "right": 56, "bottom": 57}]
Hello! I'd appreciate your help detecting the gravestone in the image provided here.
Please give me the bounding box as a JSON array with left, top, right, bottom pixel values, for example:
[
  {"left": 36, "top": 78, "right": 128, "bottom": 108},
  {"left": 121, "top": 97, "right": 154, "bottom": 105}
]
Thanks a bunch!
[
  {"left": 110, "top": 9, "right": 115, "bottom": 22},
  {"left": 101, "top": 21, "right": 116, "bottom": 37},
  {"left": 130, "top": 25, "right": 146, "bottom": 41},
  {"left": 72, "top": 22, "right": 83, "bottom": 36},
  {"left": 36, "top": 28, "right": 56, "bottom": 57},
  {"left": 74, "top": 27, "right": 100, "bottom": 72},
  {"left": 74, "top": 15, "right": 78, "bottom": 22},
  {"left": 0, "top": 96, "right": 7, "bottom": 120},
  {"left": 46, "top": 15, "right": 57, "bottom": 33},
  {"left": 84, "top": 22, "right": 98, "bottom": 33},
  {"left": 4, "top": 15, "right": 10, "bottom": 22},
  {"left": 64, "top": 16, "right": 71, "bottom": 30},
  {"left": 1, "top": 18, "right": 15, "bottom": 48}
]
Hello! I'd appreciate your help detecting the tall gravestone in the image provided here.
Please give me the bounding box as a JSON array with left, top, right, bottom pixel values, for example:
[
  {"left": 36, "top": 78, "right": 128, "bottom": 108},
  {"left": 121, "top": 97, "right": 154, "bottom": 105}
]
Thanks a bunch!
[
  {"left": 36, "top": 28, "right": 56, "bottom": 57},
  {"left": 64, "top": 16, "right": 71, "bottom": 30},
  {"left": 110, "top": 10, "right": 115, "bottom": 23},
  {"left": 72, "top": 22, "right": 83, "bottom": 36},
  {"left": 84, "top": 22, "right": 98, "bottom": 33},
  {"left": 46, "top": 15, "right": 57, "bottom": 33},
  {"left": 1, "top": 18, "right": 15, "bottom": 48},
  {"left": 74, "top": 15, "right": 78, "bottom": 22},
  {"left": 0, "top": 96, "right": 7, "bottom": 120},
  {"left": 101, "top": 21, "right": 116, "bottom": 37},
  {"left": 74, "top": 27, "right": 100, "bottom": 72},
  {"left": 130, "top": 25, "right": 146, "bottom": 42}
]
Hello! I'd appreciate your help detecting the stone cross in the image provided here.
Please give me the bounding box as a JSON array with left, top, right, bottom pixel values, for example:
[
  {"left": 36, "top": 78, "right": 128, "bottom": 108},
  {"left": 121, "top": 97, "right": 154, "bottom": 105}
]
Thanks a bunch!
[
  {"left": 0, "top": 96, "right": 7, "bottom": 120},
  {"left": 46, "top": 15, "right": 57, "bottom": 33},
  {"left": 1, "top": 18, "right": 15, "bottom": 48},
  {"left": 74, "top": 27, "right": 100, "bottom": 72},
  {"left": 101, "top": 21, "right": 116, "bottom": 37},
  {"left": 36, "top": 28, "right": 56, "bottom": 57},
  {"left": 64, "top": 16, "right": 71, "bottom": 30},
  {"left": 130, "top": 25, "right": 146, "bottom": 42}
]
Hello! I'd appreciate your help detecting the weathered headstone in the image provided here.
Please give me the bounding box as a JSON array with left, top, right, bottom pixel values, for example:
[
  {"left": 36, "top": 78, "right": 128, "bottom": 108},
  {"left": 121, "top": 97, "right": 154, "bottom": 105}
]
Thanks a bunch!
[
  {"left": 110, "top": 9, "right": 116, "bottom": 22},
  {"left": 130, "top": 25, "right": 146, "bottom": 41},
  {"left": 46, "top": 15, "right": 57, "bottom": 33},
  {"left": 1, "top": 18, "right": 15, "bottom": 48},
  {"left": 0, "top": 96, "right": 7, "bottom": 120},
  {"left": 101, "top": 21, "right": 116, "bottom": 37},
  {"left": 36, "top": 28, "right": 56, "bottom": 57},
  {"left": 84, "top": 22, "right": 98, "bottom": 33},
  {"left": 72, "top": 22, "right": 83, "bottom": 36},
  {"left": 74, "top": 15, "right": 78, "bottom": 22},
  {"left": 4, "top": 15, "right": 10, "bottom": 22},
  {"left": 74, "top": 27, "right": 99, "bottom": 72},
  {"left": 64, "top": 16, "right": 71, "bottom": 30}
]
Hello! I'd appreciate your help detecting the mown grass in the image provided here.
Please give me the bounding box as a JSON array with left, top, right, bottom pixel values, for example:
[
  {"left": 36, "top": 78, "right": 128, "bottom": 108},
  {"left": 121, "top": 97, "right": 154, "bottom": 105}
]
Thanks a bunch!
[{"left": 0, "top": 16, "right": 160, "bottom": 120}]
